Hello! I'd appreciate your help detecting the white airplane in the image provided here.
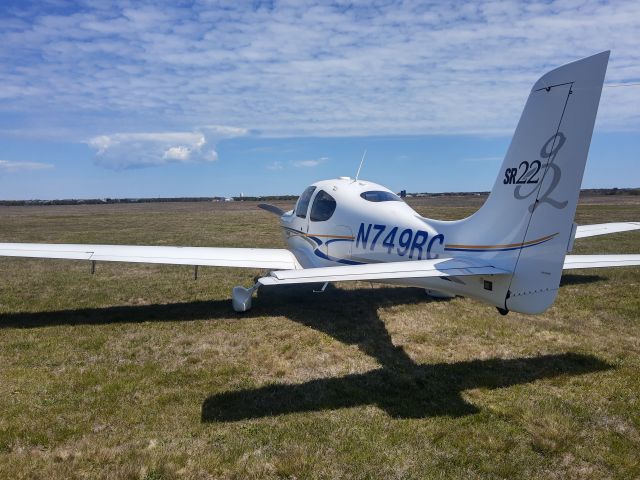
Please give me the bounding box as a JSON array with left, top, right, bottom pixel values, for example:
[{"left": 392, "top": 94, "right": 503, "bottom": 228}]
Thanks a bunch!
[{"left": 1, "top": 51, "right": 639, "bottom": 314}]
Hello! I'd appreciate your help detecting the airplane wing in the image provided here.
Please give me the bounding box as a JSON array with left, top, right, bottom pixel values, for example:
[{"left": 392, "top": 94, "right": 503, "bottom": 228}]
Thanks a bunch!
[
  {"left": 0, "top": 243, "right": 301, "bottom": 270},
  {"left": 575, "top": 222, "right": 640, "bottom": 239},
  {"left": 563, "top": 254, "right": 640, "bottom": 270},
  {"left": 258, "top": 258, "right": 509, "bottom": 286}
]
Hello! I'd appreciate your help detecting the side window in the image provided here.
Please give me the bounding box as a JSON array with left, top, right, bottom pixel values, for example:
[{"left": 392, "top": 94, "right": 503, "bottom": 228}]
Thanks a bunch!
[
  {"left": 295, "top": 186, "right": 316, "bottom": 218},
  {"left": 360, "top": 191, "right": 402, "bottom": 202},
  {"left": 310, "top": 190, "right": 337, "bottom": 222}
]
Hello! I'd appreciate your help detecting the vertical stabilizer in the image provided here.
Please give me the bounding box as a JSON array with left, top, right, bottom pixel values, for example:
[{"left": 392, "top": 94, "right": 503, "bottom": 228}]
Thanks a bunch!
[{"left": 438, "top": 52, "right": 609, "bottom": 313}]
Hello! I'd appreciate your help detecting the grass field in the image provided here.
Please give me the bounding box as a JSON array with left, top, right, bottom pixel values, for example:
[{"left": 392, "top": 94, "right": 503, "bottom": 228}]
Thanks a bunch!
[{"left": 0, "top": 196, "right": 639, "bottom": 479}]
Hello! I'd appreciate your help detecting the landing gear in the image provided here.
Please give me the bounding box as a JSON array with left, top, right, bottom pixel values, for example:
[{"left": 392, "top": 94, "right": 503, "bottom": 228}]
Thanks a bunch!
[
  {"left": 232, "top": 283, "right": 260, "bottom": 312},
  {"left": 496, "top": 307, "right": 509, "bottom": 316}
]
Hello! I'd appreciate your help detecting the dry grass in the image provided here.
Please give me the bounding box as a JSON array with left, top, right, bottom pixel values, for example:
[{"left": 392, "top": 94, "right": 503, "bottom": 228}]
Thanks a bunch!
[{"left": 0, "top": 196, "right": 639, "bottom": 479}]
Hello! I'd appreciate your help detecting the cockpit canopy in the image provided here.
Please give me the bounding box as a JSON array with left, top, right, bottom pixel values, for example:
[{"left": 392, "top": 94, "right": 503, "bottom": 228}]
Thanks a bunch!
[
  {"left": 310, "top": 190, "right": 336, "bottom": 221},
  {"left": 293, "top": 180, "right": 404, "bottom": 224},
  {"left": 295, "top": 186, "right": 337, "bottom": 222}
]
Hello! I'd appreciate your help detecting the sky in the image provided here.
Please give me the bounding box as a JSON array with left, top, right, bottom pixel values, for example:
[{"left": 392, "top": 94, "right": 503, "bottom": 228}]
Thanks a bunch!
[{"left": 0, "top": 0, "right": 638, "bottom": 199}]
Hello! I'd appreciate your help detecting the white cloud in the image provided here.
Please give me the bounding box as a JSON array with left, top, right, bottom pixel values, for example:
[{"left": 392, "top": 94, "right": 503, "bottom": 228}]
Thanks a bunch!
[
  {"left": 292, "top": 157, "right": 327, "bottom": 168},
  {"left": 200, "top": 125, "right": 249, "bottom": 137},
  {"left": 0, "top": 160, "right": 53, "bottom": 172},
  {"left": 87, "top": 126, "right": 246, "bottom": 169},
  {"left": 163, "top": 145, "right": 191, "bottom": 161},
  {"left": 88, "top": 135, "right": 116, "bottom": 154},
  {"left": 267, "top": 161, "right": 283, "bottom": 170},
  {"left": 0, "top": 1, "right": 639, "bottom": 139},
  {"left": 463, "top": 156, "right": 504, "bottom": 163}
]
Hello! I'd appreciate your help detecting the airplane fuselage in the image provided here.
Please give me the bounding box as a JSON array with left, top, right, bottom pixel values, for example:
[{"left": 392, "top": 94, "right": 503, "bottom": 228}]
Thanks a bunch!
[
  {"left": 280, "top": 177, "right": 443, "bottom": 268},
  {"left": 279, "top": 177, "right": 509, "bottom": 306}
]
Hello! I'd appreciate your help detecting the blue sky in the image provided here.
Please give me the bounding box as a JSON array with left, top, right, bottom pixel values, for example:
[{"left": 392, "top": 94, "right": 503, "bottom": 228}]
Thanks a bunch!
[{"left": 0, "top": 0, "right": 638, "bottom": 199}]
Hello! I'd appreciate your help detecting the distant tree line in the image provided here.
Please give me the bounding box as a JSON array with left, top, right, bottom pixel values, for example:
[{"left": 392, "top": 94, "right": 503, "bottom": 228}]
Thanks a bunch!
[
  {"left": 404, "top": 188, "right": 639, "bottom": 198},
  {"left": 232, "top": 195, "right": 298, "bottom": 202},
  {"left": 0, "top": 189, "right": 636, "bottom": 206},
  {"left": 0, "top": 195, "right": 299, "bottom": 206},
  {"left": 584, "top": 187, "right": 640, "bottom": 196}
]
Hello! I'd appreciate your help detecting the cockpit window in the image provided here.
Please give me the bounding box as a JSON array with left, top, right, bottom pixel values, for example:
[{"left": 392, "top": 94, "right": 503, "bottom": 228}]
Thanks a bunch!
[
  {"left": 360, "top": 190, "right": 402, "bottom": 202},
  {"left": 295, "top": 186, "right": 316, "bottom": 218},
  {"left": 310, "top": 190, "right": 337, "bottom": 222}
]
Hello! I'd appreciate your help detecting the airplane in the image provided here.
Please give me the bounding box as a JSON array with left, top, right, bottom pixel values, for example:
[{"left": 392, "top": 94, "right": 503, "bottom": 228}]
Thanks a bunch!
[{"left": 1, "top": 51, "right": 639, "bottom": 315}]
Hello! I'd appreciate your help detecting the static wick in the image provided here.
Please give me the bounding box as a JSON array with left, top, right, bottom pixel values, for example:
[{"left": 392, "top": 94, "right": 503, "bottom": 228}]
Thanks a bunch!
[{"left": 355, "top": 149, "right": 367, "bottom": 181}]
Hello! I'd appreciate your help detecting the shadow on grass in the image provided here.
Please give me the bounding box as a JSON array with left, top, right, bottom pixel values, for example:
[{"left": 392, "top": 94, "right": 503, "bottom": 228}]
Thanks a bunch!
[
  {"left": 201, "top": 353, "right": 611, "bottom": 421},
  {"left": 560, "top": 273, "right": 606, "bottom": 286},
  {"left": 206, "top": 286, "right": 610, "bottom": 421},
  {"left": 0, "top": 283, "right": 613, "bottom": 421},
  {"left": 0, "top": 284, "right": 423, "bottom": 330},
  {"left": 0, "top": 284, "right": 429, "bottom": 372}
]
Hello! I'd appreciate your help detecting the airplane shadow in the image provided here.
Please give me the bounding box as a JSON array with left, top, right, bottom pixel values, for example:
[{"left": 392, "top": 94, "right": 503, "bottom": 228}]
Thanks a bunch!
[
  {"left": 0, "top": 282, "right": 612, "bottom": 422},
  {"left": 0, "top": 284, "right": 427, "bottom": 334},
  {"left": 560, "top": 273, "right": 606, "bottom": 287},
  {"left": 0, "top": 274, "right": 605, "bottom": 333},
  {"left": 204, "top": 284, "right": 611, "bottom": 422},
  {"left": 201, "top": 352, "right": 610, "bottom": 421}
]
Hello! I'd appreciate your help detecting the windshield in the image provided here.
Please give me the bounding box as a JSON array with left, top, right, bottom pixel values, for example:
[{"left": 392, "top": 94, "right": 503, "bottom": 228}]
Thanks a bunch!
[
  {"left": 295, "top": 186, "right": 316, "bottom": 218},
  {"left": 360, "top": 190, "right": 402, "bottom": 202}
]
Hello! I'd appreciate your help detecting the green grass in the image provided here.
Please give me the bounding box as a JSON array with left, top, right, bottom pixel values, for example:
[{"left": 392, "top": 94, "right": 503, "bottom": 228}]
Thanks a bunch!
[{"left": 0, "top": 198, "right": 639, "bottom": 479}]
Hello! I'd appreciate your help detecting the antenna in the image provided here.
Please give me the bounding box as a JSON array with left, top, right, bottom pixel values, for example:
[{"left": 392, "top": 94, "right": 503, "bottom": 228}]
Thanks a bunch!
[{"left": 354, "top": 149, "right": 367, "bottom": 181}]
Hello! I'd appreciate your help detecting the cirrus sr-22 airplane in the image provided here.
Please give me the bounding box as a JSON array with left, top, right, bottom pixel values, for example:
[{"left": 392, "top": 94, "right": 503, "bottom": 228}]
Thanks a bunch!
[{"left": 1, "top": 51, "right": 639, "bottom": 314}]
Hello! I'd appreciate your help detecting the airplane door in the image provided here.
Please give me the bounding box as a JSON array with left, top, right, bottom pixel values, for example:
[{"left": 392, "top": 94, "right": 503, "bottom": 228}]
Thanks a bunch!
[{"left": 325, "top": 225, "right": 353, "bottom": 262}]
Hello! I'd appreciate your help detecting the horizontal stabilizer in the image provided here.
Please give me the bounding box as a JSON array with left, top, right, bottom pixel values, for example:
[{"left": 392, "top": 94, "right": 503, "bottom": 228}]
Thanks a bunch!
[
  {"left": 0, "top": 243, "right": 301, "bottom": 270},
  {"left": 563, "top": 254, "right": 640, "bottom": 269},
  {"left": 258, "top": 203, "right": 285, "bottom": 216},
  {"left": 575, "top": 222, "right": 640, "bottom": 239},
  {"left": 259, "top": 258, "right": 510, "bottom": 286}
]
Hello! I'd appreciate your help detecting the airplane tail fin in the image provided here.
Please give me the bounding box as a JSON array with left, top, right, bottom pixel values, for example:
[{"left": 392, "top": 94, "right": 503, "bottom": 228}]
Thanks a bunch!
[{"left": 441, "top": 52, "right": 609, "bottom": 313}]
